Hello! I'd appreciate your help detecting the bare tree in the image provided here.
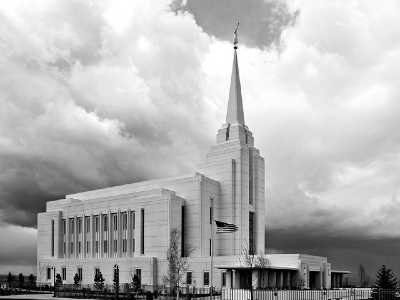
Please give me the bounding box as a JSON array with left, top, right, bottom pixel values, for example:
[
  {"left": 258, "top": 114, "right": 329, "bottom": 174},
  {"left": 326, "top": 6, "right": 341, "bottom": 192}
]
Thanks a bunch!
[
  {"left": 359, "top": 264, "right": 370, "bottom": 287},
  {"left": 163, "top": 228, "right": 193, "bottom": 300},
  {"left": 239, "top": 242, "right": 269, "bottom": 300}
]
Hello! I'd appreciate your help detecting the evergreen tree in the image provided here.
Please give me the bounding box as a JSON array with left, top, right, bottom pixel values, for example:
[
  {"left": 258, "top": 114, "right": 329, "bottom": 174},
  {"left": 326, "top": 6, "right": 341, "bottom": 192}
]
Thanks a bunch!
[
  {"left": 28, "top": 274, "right": 35, "bottom": 289},
  {"left": 94, "top": 271, "right": 105, "bottom": 290},
  {"left": 7, "top": 272, "right": 14, "bottom": 288},
  {"left": 132, "top": 274, "right": 141, "bottom": 293},
  {"left": 18, "top": 273, "right": 24, "bottom": 288},
  {"left": 375, "top": 265, "right": 397, "bottom": 289},
  {"left": 372, "top": 265, "right": 397, "bottom": 300},
  {"left": 74, "top": 273, "right": 80, "bottom": 286},
  {"left": 113, "top": 265, "right": 120, "bottom": 298},
  {"left": 55, "top": 273, "right": 62, "bottom": 287}
]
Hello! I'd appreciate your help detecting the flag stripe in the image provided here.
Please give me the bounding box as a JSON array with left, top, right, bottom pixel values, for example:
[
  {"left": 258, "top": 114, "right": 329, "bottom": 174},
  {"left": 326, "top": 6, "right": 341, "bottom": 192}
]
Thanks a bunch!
[{"left": 215, "top": 220, "right": 238, "bottom": 233}]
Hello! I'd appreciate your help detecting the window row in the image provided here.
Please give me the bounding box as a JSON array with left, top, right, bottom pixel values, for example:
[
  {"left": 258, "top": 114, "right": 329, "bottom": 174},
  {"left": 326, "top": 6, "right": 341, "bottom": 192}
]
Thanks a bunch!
[
  {"left": 184, "top": 271, "right": 227, "bottom": 287},
  {"left": 62, "top": 212, "right": 135, "bottom": 235},
  {"left": 62, "top": 238, "right": 135, "bottom": 255},
  {"left": 46, "top": 266, "right": 141, "bottom": 282}
]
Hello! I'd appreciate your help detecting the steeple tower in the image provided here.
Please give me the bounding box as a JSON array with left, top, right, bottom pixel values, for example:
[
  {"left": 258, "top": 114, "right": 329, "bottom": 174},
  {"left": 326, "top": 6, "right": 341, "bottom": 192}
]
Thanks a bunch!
[
  {"left": 226, "top": 24, "right": 245, "bottom": 125},
  {"left": 200, "top": 23, "right": 265, "bottom": 257}
]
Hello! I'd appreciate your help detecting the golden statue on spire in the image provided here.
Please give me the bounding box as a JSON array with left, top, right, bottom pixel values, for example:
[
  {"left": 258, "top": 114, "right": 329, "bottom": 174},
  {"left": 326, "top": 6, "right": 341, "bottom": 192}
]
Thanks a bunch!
[{"left": 233, "top": 21, "right": 239, "bottom": 49}]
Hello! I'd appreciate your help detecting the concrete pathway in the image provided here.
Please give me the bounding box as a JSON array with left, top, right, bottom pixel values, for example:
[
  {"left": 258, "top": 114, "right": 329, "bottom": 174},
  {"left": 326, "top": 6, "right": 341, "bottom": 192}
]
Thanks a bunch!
[{"left": 0, "top": 293, "right": 88, "bottom": 300}]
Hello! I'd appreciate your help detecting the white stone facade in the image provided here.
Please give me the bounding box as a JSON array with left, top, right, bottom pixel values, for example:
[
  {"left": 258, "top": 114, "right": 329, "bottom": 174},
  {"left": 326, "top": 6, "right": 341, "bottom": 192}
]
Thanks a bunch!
[{"left": 37, "top": 46, "right": 347, "bottom": 289}]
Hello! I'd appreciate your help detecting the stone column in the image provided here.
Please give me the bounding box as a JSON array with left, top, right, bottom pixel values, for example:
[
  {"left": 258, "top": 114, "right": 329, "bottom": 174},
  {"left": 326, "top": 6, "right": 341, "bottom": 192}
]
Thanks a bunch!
[
  {"left": 127, "top": 209, "right": 132, "bottom": 256},
  {"left": 287, "top": 271, "right": 291, "bottom": 289},
  {"left": 90, "top": 214, "right": 94, "bottom": 258},
  {"left": 97, "top": 212, "right": 104, "bottom": 257},
  {"left": 232, "top": 270, "right": 237, "bottom": 289},
  {"left": 226, "top": 271, "right": 232, "bottom": 289},
  {"left": 108, "top": 211, "right": 112, "bottom": 257},
  {"left": 252, "top": 270, "right": 259, "bottom": 289},
  {"left": 82, "top": 215, "right": 86, "bottom": 259},
  {"left": 74, "top": 216, "right": 78, "bottom": 258},
  {"left": 118, "top": 210, "right": 122, "bottom": 257},
  {"left": 66, "top": 216, "right": 70, "bottom": 258},
  {"left": 279, "top": 271, "right": 283, "bottom": 289}
]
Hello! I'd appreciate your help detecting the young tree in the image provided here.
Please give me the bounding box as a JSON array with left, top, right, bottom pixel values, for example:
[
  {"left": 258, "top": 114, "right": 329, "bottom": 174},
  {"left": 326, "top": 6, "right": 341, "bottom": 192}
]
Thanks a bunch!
[
  {"left": 358, "top": 265, "right": 370, "bottom": 287},
  {"left": 163, "top": 229, "right": 190, "bottom": 300},
  {"left": 74, "top": 273, "right": 80, "bottom": 287},
  {"left": 131, "top": 274, "right": 141, "bottom": 293},
  {"left": 372, "top": 265, "right": 397, "bottom": 300},
  {"left": 94, "top": 271, "right": 105, "bottom": 290},
  {"left": 55, "top": 274, "right": 62, "bottom": 287},
  {"left": 28, "top": 274, "right": 35, "bottom": 289},
  {"left": 18, "top": 273, "right": 24, "bottom": 288},
  {"left": 113, "top": 265, "right": 120, "bottom": 298},
  {"left": 7, "top": 272, "right": 14, "bottom": 288},
  {"left": 239, "top": 242, "right": 269, "bottom": 300}
]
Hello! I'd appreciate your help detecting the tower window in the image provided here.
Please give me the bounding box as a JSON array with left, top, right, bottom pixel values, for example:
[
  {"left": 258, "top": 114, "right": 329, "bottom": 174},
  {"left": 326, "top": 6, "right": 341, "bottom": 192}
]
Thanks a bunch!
[
  {"left": 51, "top": 220, "right": 54, "bottom": 257},
  {"left": 203, "top": 271, "right": 210, "bottom": 286},
  {"left": 249, "top": 212, "right": 255, "bottom": 255},
  {"left": 226, "top": 124, "right": 230, "bottom": 141}
]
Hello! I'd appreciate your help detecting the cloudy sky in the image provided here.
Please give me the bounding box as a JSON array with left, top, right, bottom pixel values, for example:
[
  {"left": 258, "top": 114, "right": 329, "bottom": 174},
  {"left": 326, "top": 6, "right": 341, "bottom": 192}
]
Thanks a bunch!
[{"left": 1, "top": 0, "right": 400, "bottom": 281}]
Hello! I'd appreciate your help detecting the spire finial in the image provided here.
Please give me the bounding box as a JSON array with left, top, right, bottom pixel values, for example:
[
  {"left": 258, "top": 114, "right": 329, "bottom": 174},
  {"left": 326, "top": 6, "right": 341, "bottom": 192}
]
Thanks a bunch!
[{"left": 233, "top": 21, "right": 239, "bottom": 49}]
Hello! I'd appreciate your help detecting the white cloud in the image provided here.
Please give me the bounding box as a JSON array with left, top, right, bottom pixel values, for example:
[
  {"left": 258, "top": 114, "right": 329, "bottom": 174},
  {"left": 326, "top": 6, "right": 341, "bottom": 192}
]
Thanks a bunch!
[{"left": 1, "top": 0, "right": 400, "bottom": 274}]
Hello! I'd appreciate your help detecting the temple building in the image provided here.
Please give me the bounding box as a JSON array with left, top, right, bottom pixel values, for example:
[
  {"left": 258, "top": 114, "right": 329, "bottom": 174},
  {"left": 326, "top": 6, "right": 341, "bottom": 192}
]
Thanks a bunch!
[{"left": 37, "top": 37, "right": 348, "bottom": 289}]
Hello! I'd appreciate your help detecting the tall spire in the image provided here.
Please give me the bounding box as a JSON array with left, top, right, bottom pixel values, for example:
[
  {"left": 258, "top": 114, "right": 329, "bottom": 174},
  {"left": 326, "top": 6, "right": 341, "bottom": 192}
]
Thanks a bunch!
[{"left": 226, "top": 22, "right": 245, "bottom": 125}]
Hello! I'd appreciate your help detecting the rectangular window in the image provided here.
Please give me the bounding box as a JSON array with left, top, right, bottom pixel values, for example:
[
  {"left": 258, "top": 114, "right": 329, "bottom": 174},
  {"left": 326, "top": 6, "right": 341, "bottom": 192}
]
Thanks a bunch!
[
  {"left": 131, "top": 211, "right": 135, "bottom": 229},
  {"left": 122, "top": 239, "right": 127, "bottom": 253},
  {"left": 122, "top": 212, "right": 127, "bottom": 230},
  {"left": 63, "top": 242, "right": 66, "bottom": 255},
  {"left": 47, "top": 268, "right": 51, "bottom": 280},
  {"left": 77, "top": 217, "right": 82, "bottom": 234},
  {"left": 136, "top": 269, "right": 141, "bottom": 282},
  {"left": 186, "top": 272, "right": 192, "bottom": 285},
  {"left": 203, "top": 272, "right": 210, "bottom": 286},
  {"left": 181, "top": 206, "right": 185, "bottom": 257},
  {"left": 78, "top": 241, "right": 81, "bottom": 254},
  {"left": 209, "top": 206, "right": 213, "bottom": 224},
  {"left": 113, "top": 214, "right": 118, "bottom": 231},
  {"left": 85, "top": 217, "right": 90, "bottom": 233},
  {"left": 62, "top": 267, "right": 66, "bottom": 281},
  {"left": 132, "top": 238, "right": 135, "bottom": 253},
  {"left": 95, "top": 216, "right": 99, "bottom": 233},
  {"left": 222, "top": 272, "right": 226, "bottom": 287},
  {"left": 140, "top": 208, "right": 144, "bottom": 255},
  {"left": 77, "top": 268, "right": 82, "bottom": 281},
  {"left": 95, "top": 241, "right": 99, "bottom": 253},
  {"left": 70, "top": 218, "right": 74, "bottom": 234},
  {"left": 209, "top": 239, "right": 212, "bottom": 256},
  {"left": 103, "top": 215, "right": 108, "bottom": 231},
  {"left": 51, "top": 220, "right": 54, "bottom": 257},
  {"left": 62, "top": 219, "right": 66, "bottom": 235},
  {"left": 103, "top": 240, "right": 108, "bottom": 253},
  {"left": 249, "top": 212, "right": 255, "bottom": 255},
  {"left": 70, "top": 242, "right": 74, "bottom": 254},
  {"left": 114, "top": 240, "right": 117, "bottom": 252},
  {"left": 86, "top": 241, "right": 90, "bottom": 253},
  {"left": 249, "top": 150, "right": 253, "bottom": 205}
]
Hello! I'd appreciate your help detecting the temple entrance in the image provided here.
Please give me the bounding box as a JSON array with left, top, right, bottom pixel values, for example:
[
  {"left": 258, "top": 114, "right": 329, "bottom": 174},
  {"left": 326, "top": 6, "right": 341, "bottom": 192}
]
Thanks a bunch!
[
  {"left": 309, "top": 271, "right": 321, "bottom": 289},
  {"left": 239, "top": 270, "right": 252, "bottom": 289}
]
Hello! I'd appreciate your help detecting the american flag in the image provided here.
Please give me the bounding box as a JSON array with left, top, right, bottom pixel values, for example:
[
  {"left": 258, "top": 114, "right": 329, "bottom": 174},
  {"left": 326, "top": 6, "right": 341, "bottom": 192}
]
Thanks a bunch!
[{"left": 215, "top": 220, "right": 238, "bottom": 233}]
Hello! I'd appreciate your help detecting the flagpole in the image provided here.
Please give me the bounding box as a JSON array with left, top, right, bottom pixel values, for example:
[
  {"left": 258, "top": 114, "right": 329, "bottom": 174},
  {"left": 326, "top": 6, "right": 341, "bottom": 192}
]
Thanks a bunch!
[{"left": 210, "top": 197, "right": 214, "bottom": 300}]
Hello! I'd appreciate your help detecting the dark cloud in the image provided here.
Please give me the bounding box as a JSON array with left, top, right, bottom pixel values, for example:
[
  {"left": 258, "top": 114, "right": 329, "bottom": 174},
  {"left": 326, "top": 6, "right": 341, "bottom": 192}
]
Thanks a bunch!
[
  {"left": 171, "top": 0, "right": 298, "bottom": 49},
  {"left": 267, "top": 226, "right": 400, "bottom": 284}
]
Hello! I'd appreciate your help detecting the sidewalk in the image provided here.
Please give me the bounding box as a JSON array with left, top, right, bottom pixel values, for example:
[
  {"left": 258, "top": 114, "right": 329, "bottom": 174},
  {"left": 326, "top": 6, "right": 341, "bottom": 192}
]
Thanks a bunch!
[{"left": 0, "top": 293, "right": 88, "bottom": 300}]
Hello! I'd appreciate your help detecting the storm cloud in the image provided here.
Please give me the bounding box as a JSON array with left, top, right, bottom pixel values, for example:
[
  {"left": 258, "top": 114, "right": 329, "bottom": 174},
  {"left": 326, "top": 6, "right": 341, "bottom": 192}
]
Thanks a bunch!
[{"left": 1, "top": 0, "right": 400, "bottom": 278}]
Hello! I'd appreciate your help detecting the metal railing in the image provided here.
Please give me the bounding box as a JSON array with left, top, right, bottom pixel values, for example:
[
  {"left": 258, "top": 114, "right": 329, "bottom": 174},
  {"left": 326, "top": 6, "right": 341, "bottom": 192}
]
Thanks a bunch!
[{"left": 222, "top": 288, "right": 400, "bottom": 300}]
